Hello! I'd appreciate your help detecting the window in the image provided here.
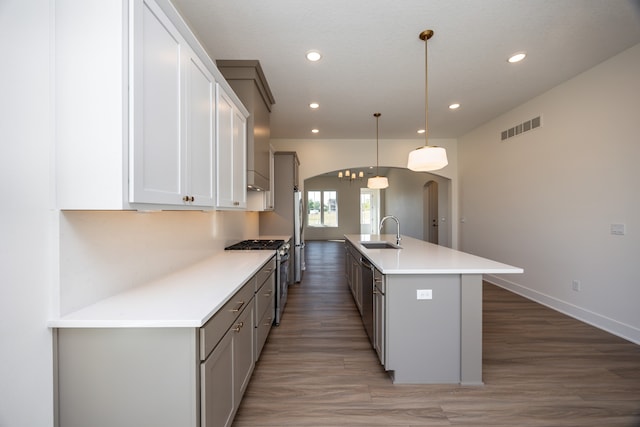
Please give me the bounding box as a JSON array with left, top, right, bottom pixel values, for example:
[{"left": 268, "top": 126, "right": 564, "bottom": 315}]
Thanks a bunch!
[{"left": 307, "top": 190, "right": 338, "bottom": 227}]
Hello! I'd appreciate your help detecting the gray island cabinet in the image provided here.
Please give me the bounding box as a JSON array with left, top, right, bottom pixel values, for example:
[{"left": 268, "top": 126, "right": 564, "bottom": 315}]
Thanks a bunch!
[
  {"left": 50, "top": 252, "right": 275, "bottom": 427},
  {"left": 345, "top": 234, "right": 523, "bottom": 385}
]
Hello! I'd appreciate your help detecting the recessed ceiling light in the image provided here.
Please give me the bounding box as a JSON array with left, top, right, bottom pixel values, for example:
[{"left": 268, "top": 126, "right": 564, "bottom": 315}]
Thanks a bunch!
[
  {"left": 306, "top": 51, "right": 322, "bottom": 62},
  {"left": 417, "top": 129, "right": 426, "bottom": 134},
  {"left": 508, "top": 52, "right": 526, "bottom": 63},
  {"left": 449, "top": 103, "right": 460, "bottom": 110},
  {"left": 311, "top": 129, "right": 319, "bottom": 134},
  {"left": 309, "top": 102, "right": 319, "bottom": 109}
]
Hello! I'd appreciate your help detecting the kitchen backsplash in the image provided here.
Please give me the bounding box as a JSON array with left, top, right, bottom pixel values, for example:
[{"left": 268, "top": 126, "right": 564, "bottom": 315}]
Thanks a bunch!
[{"left": 57, "top": 210, "right": 259, "bottom": 316}]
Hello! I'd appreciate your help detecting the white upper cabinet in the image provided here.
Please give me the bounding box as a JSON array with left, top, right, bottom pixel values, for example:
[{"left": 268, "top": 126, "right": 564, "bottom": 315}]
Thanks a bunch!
[
  {"left": 129, "top": 0, "right": 184, "bottom": 205},
  {"left": 216, "top": 86, "right": 247, "bottom": 210},
  {"left": 186, "top": 57, "right": 216, "bottom": 206},
  {"left": 129, "top": 0, "right": 215, "bottom": 207},
  {"left": 54, "top": 0, "right": 244, "bottom": 210}
]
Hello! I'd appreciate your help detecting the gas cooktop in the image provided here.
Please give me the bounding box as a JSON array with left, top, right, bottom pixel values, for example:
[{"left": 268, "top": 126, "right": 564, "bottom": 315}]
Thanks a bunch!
[{"left": 225, "top": 239, "right": 285, "bottom": 251}]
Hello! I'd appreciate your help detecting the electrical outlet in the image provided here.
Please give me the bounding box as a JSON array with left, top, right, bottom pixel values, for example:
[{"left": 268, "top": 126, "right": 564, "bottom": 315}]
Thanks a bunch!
[
  {"left": 572, "top": 280, "right": 581, "bottom": 292},
  {"left": 417, "top": 289, "right": 432, "bottom": 300}
]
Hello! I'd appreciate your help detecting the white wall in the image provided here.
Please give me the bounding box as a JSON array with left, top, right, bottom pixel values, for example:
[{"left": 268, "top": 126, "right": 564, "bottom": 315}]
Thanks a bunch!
[
  {"left": 0, "top": 1, "right": 55, "bottom": 425},
  {"left": 271, "top": 137, "right": 460, "bottom": 247},
  {"left": 459, "top": 43, "right": 640, "bottom": 344},
  {"left": 383, "top": 168, "right": 451, "bottom": 246},
  {"left": 304, "top": 174, "right": 363, "bottom": 240}
]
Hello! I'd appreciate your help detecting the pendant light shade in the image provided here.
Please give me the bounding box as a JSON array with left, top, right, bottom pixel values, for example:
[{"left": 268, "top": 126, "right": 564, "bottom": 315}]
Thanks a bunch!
[
  {"left": 367, "top": 175, "right": 389, "bottom": 189},
  {"left": 407, "top": 146, "right": 448, "bottom": 171},
  {"left": 407, "top": 30, "right": 448, "bottom": 172},
  {"left": 368, "top": 112, "right": 389, "bottom": 189}
]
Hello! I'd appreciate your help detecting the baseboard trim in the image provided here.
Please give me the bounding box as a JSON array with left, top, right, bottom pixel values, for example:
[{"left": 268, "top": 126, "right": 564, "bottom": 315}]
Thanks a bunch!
[{"left": 485, "top": 275, "right": 640, "bottom": 345}]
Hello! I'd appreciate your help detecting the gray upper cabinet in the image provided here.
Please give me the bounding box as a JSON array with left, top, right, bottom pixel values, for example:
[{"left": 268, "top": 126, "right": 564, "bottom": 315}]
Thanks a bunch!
[{"left": 217, "top": 60, "right": 275, "bottom": 193}]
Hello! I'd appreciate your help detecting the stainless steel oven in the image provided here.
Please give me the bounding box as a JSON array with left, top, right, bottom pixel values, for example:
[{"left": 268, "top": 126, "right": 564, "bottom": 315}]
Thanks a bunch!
[{"left": 225, "top": 239, "right": 291, "bottom": 325}]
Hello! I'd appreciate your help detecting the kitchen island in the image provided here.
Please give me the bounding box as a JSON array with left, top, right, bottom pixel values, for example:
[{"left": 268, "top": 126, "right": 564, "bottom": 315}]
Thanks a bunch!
[{"left": 344, "top": 234, "right": 523, "bottom": 385}]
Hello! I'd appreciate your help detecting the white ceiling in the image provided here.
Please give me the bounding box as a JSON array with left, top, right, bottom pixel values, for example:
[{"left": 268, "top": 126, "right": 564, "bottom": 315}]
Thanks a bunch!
[{"left": 172, "top": 0, "right": 640, "bottom": 140}]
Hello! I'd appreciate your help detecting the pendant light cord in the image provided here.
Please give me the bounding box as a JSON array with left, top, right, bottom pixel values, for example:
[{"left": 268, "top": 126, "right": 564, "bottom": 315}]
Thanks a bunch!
[
  {"left": 419, "top": 30, "right": 433, "bottom": 145},
  {"left": 374, "top": 112, "right": 381, "bottom": 176}
]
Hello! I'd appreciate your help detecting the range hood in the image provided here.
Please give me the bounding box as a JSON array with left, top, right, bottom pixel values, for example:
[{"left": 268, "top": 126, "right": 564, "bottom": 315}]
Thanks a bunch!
[{"left": 217, "top": 60, "right": 275, "bottom": 191}]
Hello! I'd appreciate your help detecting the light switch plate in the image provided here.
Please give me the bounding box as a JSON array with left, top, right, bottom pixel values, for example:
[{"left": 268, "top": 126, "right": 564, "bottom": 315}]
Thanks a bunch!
[{"left": 417, "top": 289, "right": 432, "bottom": 300}]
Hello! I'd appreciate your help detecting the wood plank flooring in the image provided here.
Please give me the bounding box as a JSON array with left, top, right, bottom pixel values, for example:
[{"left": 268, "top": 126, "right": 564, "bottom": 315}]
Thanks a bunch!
[{"left": 233, "top": 240, "right": 640, "bottom": 426}]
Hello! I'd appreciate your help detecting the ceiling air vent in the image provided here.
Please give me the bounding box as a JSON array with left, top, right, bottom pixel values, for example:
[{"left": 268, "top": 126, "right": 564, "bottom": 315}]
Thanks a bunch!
[{"left": 501, "top": 115, "right": 542, "bottom": 141}]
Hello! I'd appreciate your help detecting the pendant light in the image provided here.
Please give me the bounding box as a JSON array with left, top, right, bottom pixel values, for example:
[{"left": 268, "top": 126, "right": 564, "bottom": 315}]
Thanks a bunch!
[
  {"left": 368, "top": 113, "right": 389, "bottom": 189},
  {"left": 407, "top": 30, "right": 448, "bottom": 172}
]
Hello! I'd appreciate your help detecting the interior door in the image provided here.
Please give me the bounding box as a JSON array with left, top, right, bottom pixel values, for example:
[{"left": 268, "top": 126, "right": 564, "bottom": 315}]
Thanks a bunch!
[{"left": 423, "top": 181, "right": 439, "bottom": 244}]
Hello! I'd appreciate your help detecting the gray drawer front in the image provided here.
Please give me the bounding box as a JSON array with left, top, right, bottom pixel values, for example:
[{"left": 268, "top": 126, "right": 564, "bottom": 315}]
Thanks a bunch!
[
  {"left": 255, "top": 257, "right": 276, "bottom": 291},
  {"left": 255, "top": 306, "right": 273, "bottom": 360},
  {"left": 200, "top": 280, "right": 255, "bottom": 361},
  {"left": 255, "top": 275, "right": 275, "bottom": 325}
]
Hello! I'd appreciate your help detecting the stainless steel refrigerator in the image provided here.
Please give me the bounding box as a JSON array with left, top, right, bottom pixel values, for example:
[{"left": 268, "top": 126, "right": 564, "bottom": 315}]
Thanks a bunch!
[{"left": 293, "top": 190, "right": 305, "bottom": 282}]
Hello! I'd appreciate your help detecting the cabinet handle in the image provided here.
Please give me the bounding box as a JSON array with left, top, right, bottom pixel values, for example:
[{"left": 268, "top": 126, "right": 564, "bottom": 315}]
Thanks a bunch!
[
  {"left": 182, "top": 195, "right": 195, "bottom": 203},
  {"left": 190, "top": 196, "right": 194, "bottom": 202},
  {"left": 263, "top": 318, "right": 272, "bottom": 326},
  {"left": 264, "top": 291, "right": 272, "bottom": 298},
  {"left": 231, "top": 301, "right": 245, "bottom": 313},
  {"left": 232, "top": 321, "right": 244, "bottom": 333}
]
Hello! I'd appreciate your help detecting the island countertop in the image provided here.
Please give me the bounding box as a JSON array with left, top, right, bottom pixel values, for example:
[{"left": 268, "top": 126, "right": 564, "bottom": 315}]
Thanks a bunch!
[
  {"left": 344, "top": 234, "right": 523, "bottom": 275},
  {"left": 48, "top": 251, "right": 275, "bottom": 329}
]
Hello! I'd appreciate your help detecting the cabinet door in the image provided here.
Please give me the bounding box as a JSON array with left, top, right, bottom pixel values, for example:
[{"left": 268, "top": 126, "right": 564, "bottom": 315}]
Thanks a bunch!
[
  {"left": 264, "top": 145, "right": 275, "bottom": 210},
  {"left": 201, "top": 331, "right": 234, "bottom": 427},
  {"left": 233, "top": 302, "right": 255, "bottom": 403},
  {"left": 351, "top": 256, "right": 362, "bottom": 313},
  {"left": 215, "top": 87, "right": 235, "bottom": 208},
  {"left": 373, "top": 270, "right": 385, "bottom": 365},
  {"left": 185, "top": 52, "right": 215, "bottom": 206},
  {"left": 232, "top": 107, "right": 247, "bottom": 208},
  {"left": 130, "top": 0, "right": 186, "bottom": 205},
  {"left": 216, "top": 85, "right": 247, "bottom": 209}
]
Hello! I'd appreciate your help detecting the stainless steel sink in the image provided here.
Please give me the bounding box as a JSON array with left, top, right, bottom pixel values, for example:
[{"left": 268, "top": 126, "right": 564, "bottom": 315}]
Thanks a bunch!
[{"left": 360, "top": 241, "right": 401, "bottom": 249}]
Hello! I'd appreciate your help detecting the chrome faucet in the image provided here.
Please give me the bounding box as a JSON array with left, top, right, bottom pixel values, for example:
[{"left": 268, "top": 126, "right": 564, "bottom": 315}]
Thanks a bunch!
[{"left": 379, "top": 215, "right": 401, "bottom": 245}]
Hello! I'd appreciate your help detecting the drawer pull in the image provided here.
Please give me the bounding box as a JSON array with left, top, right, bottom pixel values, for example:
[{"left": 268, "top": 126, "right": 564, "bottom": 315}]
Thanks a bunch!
[
  {"left": 264, "top": 291, "right": 272, "bottom": 298},
  {"left": 231, "top": 301, "right": 245, "bottom": 313},
  {"left": 263, "top": 318, "right": 272, "bottom": 326},
  {"left": 232, "top": 321, "right": 244, "bottom": 333}
]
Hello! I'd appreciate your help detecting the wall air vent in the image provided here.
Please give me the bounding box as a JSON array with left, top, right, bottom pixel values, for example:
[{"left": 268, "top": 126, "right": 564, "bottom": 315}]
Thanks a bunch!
[{"left": 501, "top": 115, "right": 542, "bottom": 141}]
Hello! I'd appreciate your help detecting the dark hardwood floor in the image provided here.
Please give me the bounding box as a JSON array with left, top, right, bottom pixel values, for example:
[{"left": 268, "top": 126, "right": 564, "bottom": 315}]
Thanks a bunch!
[{"left": 233, "top": 240, "right": 640, "bottom": 426}]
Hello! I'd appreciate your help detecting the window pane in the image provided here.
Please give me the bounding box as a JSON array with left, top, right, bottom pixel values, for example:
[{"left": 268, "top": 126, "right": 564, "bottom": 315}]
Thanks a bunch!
[
  {"left": 360, "top": 193, "right": 371, "bottom": 225},
  {"left": 323, "top": 190, "right": 338, "bottom": 227},
  {"left": 307, "top": 191, "right": 321, "bottom": 226}
]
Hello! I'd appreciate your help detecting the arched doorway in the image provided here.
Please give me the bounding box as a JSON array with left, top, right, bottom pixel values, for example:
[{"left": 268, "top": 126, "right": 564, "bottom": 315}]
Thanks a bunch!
[{"left": 423, "top": 180, "right": 438, "bottom": 244}]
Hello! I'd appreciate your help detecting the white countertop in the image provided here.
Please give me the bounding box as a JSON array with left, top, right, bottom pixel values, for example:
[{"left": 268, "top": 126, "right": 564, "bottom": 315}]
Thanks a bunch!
[
  {"left": 48, "top": 251, "right": 275, "bottom": 329},
  {"left": 345, "top": 234, "right": 523, "bottom": 275}
]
